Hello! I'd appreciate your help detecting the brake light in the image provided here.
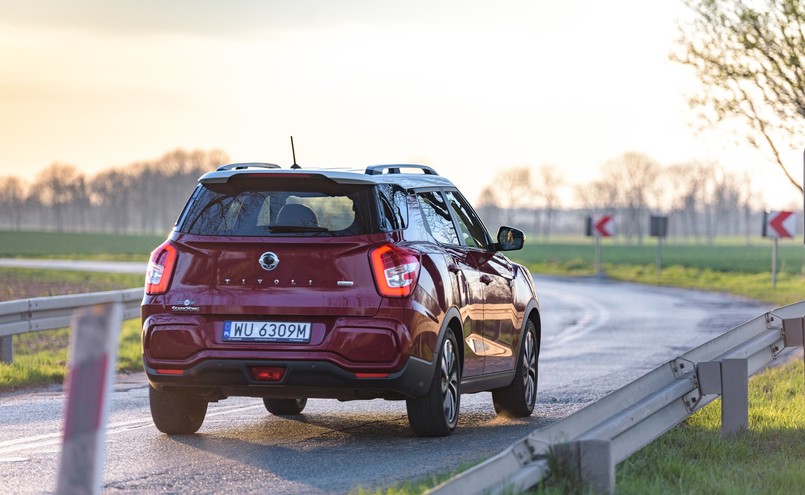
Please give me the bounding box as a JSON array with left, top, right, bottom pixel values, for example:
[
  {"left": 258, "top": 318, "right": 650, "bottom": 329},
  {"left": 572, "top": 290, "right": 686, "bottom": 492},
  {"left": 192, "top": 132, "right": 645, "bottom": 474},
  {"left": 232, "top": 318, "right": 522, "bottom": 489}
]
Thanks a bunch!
[
  {"left": 370, "top": 244, "right": 421, "bottom": 298},
  {"left": 145, "top": 241, "right": 177, "bottom": 295}
]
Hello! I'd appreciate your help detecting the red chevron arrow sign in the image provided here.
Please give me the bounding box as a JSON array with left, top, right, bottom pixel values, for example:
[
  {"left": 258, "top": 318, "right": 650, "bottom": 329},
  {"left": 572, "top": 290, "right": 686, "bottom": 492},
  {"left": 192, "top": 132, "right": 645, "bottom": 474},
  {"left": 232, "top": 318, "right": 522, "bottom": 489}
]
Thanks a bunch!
[
  {"left": 592, "top": 214, "right": 614, "bottom": 237},
  {"left": 764, "top": 210, "right": 796, "bottom": 238}
]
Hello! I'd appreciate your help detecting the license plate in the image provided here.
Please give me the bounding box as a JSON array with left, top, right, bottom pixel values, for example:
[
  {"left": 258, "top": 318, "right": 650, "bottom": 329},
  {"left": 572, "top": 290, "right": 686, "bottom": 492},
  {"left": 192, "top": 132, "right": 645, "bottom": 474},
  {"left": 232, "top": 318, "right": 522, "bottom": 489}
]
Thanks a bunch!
[{"left": 223, "top": 321, "right": 311, "bottom": 343}]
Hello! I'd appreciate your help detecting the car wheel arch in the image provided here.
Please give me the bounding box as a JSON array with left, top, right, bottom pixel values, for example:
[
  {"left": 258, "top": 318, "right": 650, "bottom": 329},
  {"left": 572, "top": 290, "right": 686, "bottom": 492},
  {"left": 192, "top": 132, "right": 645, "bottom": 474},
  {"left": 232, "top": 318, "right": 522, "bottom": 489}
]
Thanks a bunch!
[
  {"left": 433, "top": 307, "right": 465, "bottom": 373},
  {"left": 518, "top": 301, "right": 541, "bottom": 358}
]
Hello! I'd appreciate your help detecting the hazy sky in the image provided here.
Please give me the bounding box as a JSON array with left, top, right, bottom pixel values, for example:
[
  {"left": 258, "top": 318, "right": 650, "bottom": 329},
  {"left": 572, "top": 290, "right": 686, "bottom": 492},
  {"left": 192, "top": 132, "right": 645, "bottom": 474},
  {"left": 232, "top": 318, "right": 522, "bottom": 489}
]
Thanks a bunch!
[{"left": 1, "top": 0, "right": 802, "bottom": 208}]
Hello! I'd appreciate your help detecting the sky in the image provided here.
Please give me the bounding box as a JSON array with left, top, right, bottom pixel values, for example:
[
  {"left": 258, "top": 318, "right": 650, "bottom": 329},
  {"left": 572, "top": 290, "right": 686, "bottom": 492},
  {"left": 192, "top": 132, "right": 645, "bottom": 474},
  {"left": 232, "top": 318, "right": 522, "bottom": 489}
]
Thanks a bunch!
[{"left": 0, "top": 0, "right": 803, "bottom": 209}]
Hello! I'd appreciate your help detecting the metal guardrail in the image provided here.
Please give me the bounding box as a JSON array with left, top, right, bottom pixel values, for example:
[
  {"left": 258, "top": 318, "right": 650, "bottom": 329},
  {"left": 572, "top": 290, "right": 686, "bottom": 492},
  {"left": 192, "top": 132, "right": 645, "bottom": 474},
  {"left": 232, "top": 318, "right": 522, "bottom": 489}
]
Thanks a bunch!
[
  {"left": 0, "top": 288, "right": 143, "bottom": 363},
  {"left": 429, "top": 300, "right": 805, "bottom": 494}
]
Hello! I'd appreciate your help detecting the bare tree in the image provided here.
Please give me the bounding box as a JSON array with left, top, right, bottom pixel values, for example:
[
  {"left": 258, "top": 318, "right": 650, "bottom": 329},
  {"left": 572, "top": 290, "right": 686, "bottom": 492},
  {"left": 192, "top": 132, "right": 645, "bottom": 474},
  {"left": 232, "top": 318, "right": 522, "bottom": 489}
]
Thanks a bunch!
[
  {"left": 126, "top": 148, "right": 229, "bottom": 233},
  {"left": 28, "top": 163, "right": 87, "bottom": 232},
  {"left": 664, "top": 161, "right": 753, "bottom": 243},
  {"left": 90, "top": 169, "right": 135, "bottom": 232},
  {"left": 480, "top": 167, "right": 536, "bottom": 229},
  {"left": 674, "top": 0, "right": 805, "bottom": 193},
  {"left": 597, "top": 152, "right": 660, "bottom": 244},
  {"left": 0, "top": 177, "right": 26, "bottom": 230},
  {"left": 665, "top": 163, "right": 699, "bottom": 241},
  {"left": 534, "top": 165, "right": 564, "bottom": 240},
  {"left": 476, "top": 186, "right": 504, "bottom": 233}
]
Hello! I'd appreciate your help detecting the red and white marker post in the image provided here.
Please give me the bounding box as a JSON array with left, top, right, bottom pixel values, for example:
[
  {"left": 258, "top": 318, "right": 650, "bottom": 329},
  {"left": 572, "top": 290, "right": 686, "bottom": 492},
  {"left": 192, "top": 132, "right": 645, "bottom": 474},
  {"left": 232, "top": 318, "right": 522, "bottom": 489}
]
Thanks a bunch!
[
  {"left": 763, "top": 210, "right": 796, "bottom": 288},
  {"left": 55, "top": 303, "right": 123, "bottom": 495}
]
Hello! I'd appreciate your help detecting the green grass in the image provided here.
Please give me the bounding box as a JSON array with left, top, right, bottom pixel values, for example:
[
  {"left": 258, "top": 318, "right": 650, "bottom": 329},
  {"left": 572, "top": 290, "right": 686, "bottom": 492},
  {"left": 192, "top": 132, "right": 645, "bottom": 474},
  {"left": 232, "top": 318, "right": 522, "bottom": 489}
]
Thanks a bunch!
[
  {"left": 614, "top": 360, "right": 805, "bottom": 494},
  {"left": 0, "top": 267, "right": 144, "bottom": 299},
  {"left": 508, "top": 238, "right": 805, "bottom": 306},
  {"left": 0, "top": 267, "right": 144, "bottom": 390},
  {"left": 0, "top": 319, "right": 143, "bottom": 390},
  {"left": 512, "top": 237, "right": 805, "bottom": 275},
  {"left": 527, "top": 359, "right": 805, "bottom": 495},
  {"left": 350, "top": 461, "right": 481, "bottom": 495},
  {"left": 0, "top": 230, "right": 165, "bottom": 260}
]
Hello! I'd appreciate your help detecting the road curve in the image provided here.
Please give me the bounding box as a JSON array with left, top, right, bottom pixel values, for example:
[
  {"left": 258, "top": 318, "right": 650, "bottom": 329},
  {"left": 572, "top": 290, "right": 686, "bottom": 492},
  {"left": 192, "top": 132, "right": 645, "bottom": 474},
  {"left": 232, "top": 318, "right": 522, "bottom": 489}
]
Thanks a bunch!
[{"left": 0, "top": 275, "right": 770, "bottom": 494}]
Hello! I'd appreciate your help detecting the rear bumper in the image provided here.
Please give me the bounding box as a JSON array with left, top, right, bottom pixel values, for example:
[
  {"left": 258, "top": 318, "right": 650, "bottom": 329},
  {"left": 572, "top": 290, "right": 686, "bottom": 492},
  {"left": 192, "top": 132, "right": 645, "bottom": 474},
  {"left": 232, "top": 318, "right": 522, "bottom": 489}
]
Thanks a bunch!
[{"left": 145, "top": 354, "right": 434, "bottom": 401}]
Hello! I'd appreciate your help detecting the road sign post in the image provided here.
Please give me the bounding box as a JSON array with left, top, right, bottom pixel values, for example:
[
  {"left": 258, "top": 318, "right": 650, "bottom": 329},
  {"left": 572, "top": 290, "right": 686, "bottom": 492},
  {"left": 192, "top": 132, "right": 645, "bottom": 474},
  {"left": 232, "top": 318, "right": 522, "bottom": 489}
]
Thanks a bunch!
[
  {"left": 586, "top": 214, "right": 614, "bottom": 275},
  {"left": 650, "top": 215, "right": 669, "bottom": 277},
  {"left": 762, "top": 210, "right": 796, "bottom": 289}
]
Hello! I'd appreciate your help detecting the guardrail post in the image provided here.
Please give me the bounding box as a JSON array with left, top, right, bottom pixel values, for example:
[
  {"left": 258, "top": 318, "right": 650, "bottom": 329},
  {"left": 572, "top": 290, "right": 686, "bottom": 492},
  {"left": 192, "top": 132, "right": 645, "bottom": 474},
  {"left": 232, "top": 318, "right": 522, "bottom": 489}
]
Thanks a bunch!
[
  {"left": 697, "top": 359, "right": 749, "bottom": 437},
  {"left": 782, "top": 317, "right": 805, "bottom": 395},
  {"left": 555, "top": 440, "right": 614, "bottom": 495},
  {"left": 0, "top": 335, "right": 12, "bottom": 363},
  {"left": 55, "top": 302, "right": 122, "bottom": 495},
  {"left": 720, "top": 359, "right": 749, "bottom": 437},
  {"left": 579, "top": 439, "right": 614, "bottom": 494}
]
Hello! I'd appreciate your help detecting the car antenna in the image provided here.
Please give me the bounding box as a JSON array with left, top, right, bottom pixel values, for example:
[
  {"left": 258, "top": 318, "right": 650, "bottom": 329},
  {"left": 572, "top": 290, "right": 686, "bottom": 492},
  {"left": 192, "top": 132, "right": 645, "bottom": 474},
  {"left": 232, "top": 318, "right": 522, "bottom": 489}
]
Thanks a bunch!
[{"left": 290, "top": 136, "right": 301, "bottom": 169}]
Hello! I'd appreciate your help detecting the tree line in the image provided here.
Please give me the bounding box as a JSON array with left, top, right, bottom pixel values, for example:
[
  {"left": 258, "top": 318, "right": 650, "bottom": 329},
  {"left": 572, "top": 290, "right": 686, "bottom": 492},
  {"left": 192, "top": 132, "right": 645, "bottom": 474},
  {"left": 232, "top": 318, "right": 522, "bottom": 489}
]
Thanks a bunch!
[
  {"left": 476, "top": 151, "right": 787, "bottom": 245},
  {"left": 0, "top": 148, "right": 790, "bottom": 245},
  {"left": 0, "top": 149, "right": 229, "bottom": 235}
]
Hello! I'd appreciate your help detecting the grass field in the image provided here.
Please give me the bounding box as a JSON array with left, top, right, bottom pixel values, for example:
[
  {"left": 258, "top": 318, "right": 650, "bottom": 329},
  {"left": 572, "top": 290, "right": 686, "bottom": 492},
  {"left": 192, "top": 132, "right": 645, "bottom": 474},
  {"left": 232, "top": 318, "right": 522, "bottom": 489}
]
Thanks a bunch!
[
  {"left": 0, "top": 230, "right": 166, "bottom": 260},
  {"left": 505, "top": 237, "right": 805, "bottom": 306},
  {"left": 512, "top": 237, "right": 805, "bottom": 275}
]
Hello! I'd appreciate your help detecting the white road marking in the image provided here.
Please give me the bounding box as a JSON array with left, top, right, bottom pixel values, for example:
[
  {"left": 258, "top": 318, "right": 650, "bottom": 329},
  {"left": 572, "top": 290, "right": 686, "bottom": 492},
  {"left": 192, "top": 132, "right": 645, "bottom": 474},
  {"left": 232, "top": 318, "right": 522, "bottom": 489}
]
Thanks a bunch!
[
  {"left": 538, "top": 287, "right": 611, "bottom": 346},
  {"left": 0, "top": 403, "right": 264, "bottom": 456}
]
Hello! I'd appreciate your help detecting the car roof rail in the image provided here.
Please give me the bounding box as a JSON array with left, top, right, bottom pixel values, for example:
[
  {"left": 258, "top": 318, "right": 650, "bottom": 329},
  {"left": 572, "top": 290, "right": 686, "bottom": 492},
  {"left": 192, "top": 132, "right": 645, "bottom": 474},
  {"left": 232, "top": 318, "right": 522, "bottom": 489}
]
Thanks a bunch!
[
  {"left": 364, "top": 164, "right": 439, "bottom": 176},
  {"left": 216, "top": 162, "right": 282, "bottom": 171}
]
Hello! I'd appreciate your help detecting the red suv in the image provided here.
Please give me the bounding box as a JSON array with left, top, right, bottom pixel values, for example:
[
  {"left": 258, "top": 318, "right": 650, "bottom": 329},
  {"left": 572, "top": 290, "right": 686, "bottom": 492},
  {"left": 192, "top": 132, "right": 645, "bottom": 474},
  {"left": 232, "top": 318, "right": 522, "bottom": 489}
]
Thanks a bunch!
[{"left": 142, "top": 163, "right": 540, "bottom": 437}]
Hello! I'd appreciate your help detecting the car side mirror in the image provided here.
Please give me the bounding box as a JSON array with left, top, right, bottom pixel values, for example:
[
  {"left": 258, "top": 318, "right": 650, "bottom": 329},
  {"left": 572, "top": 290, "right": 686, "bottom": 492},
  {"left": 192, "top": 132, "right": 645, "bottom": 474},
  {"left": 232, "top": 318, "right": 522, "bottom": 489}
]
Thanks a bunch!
[{"left": 496, "top": 226, "right": 525, "bottom": 251}]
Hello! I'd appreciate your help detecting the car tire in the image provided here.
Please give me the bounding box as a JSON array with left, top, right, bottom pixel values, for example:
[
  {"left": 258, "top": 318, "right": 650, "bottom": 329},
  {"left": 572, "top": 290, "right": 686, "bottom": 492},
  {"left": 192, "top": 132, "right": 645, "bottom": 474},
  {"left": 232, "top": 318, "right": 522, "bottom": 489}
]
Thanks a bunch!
[
  {"left": 263, "top": 398, "right": 308, "bottom": 415},
  {"left": 406, "top": 331, "right": 461, "bottom": 437},
  {"left": 149, "top": 386, "right": 208, "bottom": 434},
  {"left": 492, "top": 319, "right": 538, "bottom": 418}
]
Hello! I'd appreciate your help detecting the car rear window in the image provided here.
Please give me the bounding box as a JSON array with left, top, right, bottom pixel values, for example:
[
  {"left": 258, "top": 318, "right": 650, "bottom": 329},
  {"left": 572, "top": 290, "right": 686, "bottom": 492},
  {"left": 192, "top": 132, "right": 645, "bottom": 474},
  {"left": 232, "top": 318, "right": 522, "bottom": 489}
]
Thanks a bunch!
[{"left": 177, "top": 183, "right": 379, "bottom": 237}]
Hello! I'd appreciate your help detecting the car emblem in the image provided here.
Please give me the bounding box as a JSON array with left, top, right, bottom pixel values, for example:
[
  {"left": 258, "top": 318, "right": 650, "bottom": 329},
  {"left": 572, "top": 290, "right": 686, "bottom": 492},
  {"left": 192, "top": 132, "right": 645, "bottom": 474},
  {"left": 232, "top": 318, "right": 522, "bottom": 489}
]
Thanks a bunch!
[{"left": 259, "top": 252, "right": 280, "bottom": 271}]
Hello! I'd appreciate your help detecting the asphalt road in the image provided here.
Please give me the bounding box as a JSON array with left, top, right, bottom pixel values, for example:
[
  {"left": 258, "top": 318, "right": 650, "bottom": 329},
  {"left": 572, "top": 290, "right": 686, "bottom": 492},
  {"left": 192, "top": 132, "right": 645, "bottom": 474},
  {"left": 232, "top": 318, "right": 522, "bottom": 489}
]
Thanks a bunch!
[{"left": 0, "top": 275, "right": 771, "bottom": 494}]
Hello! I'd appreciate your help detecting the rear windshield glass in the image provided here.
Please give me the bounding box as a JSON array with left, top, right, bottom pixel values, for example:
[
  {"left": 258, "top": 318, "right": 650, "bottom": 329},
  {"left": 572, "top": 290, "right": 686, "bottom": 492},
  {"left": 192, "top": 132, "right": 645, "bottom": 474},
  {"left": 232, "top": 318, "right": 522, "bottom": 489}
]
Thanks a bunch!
[{"left": 178, "top": 182, "right": 379, "bottom": 237}]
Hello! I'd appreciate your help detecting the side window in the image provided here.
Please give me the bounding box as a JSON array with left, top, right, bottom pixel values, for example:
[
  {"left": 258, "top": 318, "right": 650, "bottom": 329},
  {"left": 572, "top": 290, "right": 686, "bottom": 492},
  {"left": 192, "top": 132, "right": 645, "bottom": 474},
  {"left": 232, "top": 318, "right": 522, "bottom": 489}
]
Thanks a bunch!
[
  {"left": 376, "top": 184, "right": 409, "bottom": 231},
  {"left": 417, "top": 191, "right": 459, "bottom": 245},
  {"left": 403, "top": 194, "right": 431, "bottom": 242},
  {"left": 445, "top": 190, "right": 490, "bottom": 249}
]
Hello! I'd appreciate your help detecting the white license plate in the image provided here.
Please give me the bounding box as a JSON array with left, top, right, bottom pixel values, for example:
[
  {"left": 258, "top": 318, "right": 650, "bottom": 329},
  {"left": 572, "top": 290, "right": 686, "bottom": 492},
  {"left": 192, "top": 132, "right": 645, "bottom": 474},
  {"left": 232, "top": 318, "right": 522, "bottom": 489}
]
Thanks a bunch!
[{"left": 223, "top": 321, "right": 311, "bottom": 343}]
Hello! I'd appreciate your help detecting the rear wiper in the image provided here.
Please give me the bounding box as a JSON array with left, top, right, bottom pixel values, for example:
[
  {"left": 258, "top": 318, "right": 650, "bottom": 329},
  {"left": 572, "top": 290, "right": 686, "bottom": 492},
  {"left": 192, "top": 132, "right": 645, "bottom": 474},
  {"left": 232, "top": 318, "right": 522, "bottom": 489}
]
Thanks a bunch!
[{"left": 266, "top": 225, "right": 330, "bottom": 233}]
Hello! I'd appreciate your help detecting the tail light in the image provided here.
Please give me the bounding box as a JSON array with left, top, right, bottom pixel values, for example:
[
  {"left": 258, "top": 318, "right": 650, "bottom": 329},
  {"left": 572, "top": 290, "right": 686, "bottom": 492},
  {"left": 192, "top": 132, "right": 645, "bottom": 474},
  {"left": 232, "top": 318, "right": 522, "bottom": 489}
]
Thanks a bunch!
[
  {"left": 146, "top": 241, "right": 177, "bottom": 295},
  {"left": 370, "top": 243, "right": 421, "bottom": 298}
]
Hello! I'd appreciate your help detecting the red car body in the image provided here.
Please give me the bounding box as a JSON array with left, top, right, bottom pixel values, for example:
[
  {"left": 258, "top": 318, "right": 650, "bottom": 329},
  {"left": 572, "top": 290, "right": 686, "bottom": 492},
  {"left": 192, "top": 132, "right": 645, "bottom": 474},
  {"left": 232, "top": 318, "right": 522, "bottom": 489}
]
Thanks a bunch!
[{"left": 142, "top": 163, "right": 540, "bottom": 436}]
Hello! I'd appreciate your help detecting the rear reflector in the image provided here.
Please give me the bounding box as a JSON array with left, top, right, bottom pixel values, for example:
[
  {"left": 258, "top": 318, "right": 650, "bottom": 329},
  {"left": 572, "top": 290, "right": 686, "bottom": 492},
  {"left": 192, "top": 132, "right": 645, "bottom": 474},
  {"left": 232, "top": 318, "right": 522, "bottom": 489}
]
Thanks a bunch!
[
  {"left": 354, "top": 372, "right": 390, "bottom": 379},
  {"left": 251, "top": 367, "right": 285, "bottom": 382},
  {"left": 155, "top": 369, "right": 183, "bottom": 375}
]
